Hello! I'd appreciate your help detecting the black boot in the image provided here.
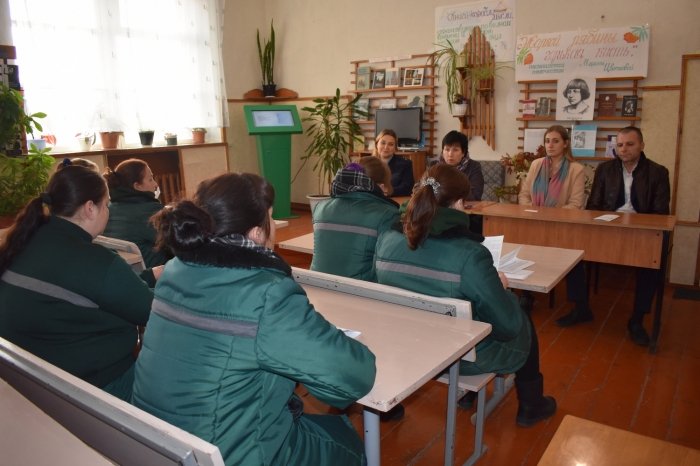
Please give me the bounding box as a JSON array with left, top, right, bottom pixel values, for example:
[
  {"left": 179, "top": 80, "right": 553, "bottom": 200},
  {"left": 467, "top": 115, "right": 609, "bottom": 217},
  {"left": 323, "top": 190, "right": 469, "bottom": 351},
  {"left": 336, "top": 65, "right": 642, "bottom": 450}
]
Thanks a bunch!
[
  {"left": 515, "top": 375, "right": 556, "bottom": 427},
  {"left": 457, "top": 391, "right": 477, "bottom": 410},
  {"left": 519, "top": 291, "right": 535, "bottom": 315},
  {"left": 627, "top": 318, "right": 650, "bottom": 347},
  {"left": 555, "top": 305, "right": 593, "bottom": 327}
]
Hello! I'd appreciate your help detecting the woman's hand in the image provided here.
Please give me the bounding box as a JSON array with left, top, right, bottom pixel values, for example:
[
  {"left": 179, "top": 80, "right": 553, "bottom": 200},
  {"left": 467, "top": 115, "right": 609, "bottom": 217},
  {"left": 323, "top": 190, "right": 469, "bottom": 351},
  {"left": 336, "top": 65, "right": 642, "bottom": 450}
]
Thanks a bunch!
[
  {"left": 151, "top": 265, "right": 165, "bottom": 281},
  {"left": 498, "top": 271, "right": 509, "bottom": 289}
]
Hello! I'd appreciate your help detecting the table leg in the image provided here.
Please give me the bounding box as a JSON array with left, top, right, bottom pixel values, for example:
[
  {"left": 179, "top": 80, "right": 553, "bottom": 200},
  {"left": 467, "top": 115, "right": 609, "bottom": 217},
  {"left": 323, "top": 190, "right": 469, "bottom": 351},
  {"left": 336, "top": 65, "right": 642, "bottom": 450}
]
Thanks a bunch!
[
  {"left": 363, "top": 409, "right": 381, "bottom": 466},
  {"left": 649, "top": 231, "right": 670, "bottom": 354},
  {"left": 444, "top": 361, "right": 459, "bottom": 466}
]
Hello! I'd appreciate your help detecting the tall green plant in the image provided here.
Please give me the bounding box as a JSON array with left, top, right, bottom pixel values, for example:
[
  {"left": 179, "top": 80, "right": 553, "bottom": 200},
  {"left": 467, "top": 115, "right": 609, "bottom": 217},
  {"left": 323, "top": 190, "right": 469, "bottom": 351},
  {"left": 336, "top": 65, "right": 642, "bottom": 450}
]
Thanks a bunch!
[
  {"left": 297, "top": 89, "right": 365, "bottom": 194},
  {"left": 256, "top": 20, "right": 275, "bottom": 85}
]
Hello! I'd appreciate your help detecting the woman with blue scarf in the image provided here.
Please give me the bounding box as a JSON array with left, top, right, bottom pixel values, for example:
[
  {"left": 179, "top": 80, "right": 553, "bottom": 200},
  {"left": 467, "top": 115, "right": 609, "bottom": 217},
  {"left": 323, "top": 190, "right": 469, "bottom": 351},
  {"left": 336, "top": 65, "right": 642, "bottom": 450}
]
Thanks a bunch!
[{"left": 518, "top": 125, "right": 591, "bottom": 327}]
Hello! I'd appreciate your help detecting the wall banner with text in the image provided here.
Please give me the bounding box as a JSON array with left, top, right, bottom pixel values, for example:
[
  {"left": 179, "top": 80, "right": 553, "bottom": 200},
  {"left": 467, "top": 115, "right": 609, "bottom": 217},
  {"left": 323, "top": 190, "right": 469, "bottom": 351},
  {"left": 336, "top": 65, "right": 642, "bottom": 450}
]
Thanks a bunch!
[
  {"left": 435, "top": 0, "right": 515, "bottom": 63},
  {"left": 515, "top": 25, "right": 650, "bottom": 80}
]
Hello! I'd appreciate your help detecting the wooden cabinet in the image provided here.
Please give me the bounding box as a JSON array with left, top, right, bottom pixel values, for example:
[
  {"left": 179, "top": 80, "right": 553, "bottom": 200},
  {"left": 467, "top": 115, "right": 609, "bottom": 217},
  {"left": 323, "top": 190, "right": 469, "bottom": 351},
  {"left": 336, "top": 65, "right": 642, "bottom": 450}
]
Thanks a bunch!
[
  {"left": 349, "top": 54, "right": 437, "bottom": 157},
  {"left": 517, "top": 77, "right": 643, "bottom": 160}
]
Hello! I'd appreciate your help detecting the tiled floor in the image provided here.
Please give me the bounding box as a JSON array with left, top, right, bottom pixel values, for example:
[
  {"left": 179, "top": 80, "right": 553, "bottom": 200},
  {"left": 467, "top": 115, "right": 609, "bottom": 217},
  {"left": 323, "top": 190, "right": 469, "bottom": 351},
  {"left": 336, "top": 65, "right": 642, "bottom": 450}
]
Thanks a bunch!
[{"left": 275, "top": 209, "right": 700, "bottom": 466}]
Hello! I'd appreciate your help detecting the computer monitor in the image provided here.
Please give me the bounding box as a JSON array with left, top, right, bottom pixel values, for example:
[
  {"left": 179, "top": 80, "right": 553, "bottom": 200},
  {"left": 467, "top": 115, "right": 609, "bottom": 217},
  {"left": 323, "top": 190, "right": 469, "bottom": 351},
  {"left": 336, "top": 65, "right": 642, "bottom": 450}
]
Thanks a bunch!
[{"left": 375, "top": 107, "right": 423, "bottom": 147}]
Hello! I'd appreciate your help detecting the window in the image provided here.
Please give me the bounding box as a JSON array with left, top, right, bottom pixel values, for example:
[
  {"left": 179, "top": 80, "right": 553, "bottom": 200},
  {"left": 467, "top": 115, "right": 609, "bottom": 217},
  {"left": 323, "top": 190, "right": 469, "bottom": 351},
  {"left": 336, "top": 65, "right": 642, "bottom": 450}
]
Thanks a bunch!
[{"left": 9, "top": 0, "right": 227, "bottom": 148}]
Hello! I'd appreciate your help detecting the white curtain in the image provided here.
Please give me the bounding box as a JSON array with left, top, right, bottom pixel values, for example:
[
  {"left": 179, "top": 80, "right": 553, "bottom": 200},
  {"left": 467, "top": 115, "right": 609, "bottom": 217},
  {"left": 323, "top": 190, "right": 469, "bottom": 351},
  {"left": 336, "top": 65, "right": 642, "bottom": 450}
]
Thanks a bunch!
[{"left": 9, "top": 0, "right": 227, "bottom": 148}]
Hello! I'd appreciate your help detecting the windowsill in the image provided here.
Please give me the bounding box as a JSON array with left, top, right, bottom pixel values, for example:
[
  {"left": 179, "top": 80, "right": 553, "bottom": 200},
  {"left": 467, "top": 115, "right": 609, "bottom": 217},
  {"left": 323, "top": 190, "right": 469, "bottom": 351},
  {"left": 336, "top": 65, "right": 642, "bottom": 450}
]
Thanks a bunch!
[{"left": 50, "top": 141, "right": 226, "bottom": 156}]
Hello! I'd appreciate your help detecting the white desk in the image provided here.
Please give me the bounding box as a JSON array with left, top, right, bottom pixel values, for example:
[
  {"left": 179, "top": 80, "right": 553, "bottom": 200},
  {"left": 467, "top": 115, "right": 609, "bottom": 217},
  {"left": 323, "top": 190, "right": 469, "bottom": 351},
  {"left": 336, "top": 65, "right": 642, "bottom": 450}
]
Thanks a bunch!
[
  {"left": 279, "top": 233, "right": 583, "bottom": 293},
  {"left": 0, "top": 379, "right": 114, "bottom": 465},
  {"left": 299, "top": 278, "right": 491, "bottom": 466}
]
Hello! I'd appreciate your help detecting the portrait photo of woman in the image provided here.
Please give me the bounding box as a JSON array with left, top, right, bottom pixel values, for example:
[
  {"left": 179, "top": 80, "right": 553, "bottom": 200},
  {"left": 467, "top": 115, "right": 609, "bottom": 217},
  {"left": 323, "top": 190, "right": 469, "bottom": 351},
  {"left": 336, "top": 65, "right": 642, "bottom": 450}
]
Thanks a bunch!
[{"left": 556, "top": 76, "right": 596, "bottom": 121}]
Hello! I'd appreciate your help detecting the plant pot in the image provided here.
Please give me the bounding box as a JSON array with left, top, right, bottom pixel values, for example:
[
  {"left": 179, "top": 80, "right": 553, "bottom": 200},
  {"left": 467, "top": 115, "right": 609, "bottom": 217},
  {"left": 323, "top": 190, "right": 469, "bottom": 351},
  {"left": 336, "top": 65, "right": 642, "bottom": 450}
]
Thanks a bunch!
[
  {"left": 451, "top": 103, "right": 468, "bottom": 117},
  {"left": 99, "top": 131, "right": 122, "bottom": 149},
  {"left": 192, "top": 130, "right": 206, "bottom": 144},
  {"left": 455, "top": 53, "right": 467, "bottom": 69},
  {"left": 306, "top": 194, "right": 330, "bottom": 217},
  {"left": 164, "top": 135, "right": 178, "bottom": 146},
  {"left": 138, "top": 130, "right": 155, "bottom": 146},
  {"left": 262, "top": 83, "right": 277, "bottom": 98}
]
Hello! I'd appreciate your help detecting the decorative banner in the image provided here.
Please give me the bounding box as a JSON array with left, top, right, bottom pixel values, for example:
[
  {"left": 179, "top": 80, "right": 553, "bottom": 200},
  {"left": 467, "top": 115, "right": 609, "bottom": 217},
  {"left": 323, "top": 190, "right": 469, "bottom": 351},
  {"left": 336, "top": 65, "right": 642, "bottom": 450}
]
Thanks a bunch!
[
  {"left": 515, "top": 25, "right": 650, "bottom": 80},
  {"left": 515, "top": 24, "right": 649, "bottom": 81},
  {"left": 435, "top": 0, "right": 515, "bottom": 62}
]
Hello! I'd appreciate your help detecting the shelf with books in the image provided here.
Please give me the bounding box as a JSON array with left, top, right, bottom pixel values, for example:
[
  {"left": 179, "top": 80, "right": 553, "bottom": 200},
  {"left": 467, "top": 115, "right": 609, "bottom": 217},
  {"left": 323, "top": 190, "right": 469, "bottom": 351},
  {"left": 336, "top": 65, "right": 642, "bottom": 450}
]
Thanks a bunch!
[
  {"left": 516, "top": 77, "right": 644, "bottom": 158},
  {"left": 350, "top": 54, "right": 437, "bottom": 157}
]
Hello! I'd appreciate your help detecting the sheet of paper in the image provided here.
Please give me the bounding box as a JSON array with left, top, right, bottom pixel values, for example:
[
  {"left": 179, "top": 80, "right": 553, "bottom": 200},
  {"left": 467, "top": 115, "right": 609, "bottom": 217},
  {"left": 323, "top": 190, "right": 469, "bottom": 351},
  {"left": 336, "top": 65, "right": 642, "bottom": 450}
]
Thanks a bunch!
[
  {"left": 500, "top": 257, "right": 535, "bottom": 274},
  {"left": 482, "top": 235, "right": 504, "bottom": 268},
  {"left": 505, "top": 269, "right": 534, "bottom": 280},
  {"left": 594, "top": 214, "right": 619, "bottom": 222},
  {"left": 500, "top": 245, "right": 521, "bottom": 267},
  {"left": 338, "top": 327, "right": 361, "bottom": 339}
]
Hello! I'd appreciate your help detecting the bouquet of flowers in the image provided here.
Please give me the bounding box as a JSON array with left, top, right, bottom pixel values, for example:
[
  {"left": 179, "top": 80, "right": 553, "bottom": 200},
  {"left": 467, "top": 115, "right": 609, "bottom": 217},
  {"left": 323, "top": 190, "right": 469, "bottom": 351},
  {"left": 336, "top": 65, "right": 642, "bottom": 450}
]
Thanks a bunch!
[{"left": 499, "top": 145, "right": 546, "bottom": 184}]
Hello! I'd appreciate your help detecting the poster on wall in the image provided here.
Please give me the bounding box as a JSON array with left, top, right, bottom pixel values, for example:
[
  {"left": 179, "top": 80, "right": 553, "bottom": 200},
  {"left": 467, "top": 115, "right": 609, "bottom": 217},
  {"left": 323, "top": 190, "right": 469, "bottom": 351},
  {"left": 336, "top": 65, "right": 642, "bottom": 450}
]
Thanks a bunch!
[
  {"left": 435, "top": 0, "right": 515, "bottom": 62},
  {"left": 556, "top": 74, "right": 596, "bottom": 121},
  {"left": 515, "top": 25, "right": 650, "bottom": 80}
]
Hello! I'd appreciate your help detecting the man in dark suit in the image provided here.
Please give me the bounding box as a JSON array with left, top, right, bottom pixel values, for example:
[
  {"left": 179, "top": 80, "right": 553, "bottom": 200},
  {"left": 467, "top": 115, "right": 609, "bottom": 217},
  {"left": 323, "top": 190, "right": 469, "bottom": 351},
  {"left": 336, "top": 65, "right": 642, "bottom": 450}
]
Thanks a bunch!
[{"left": 586, "top": 126, "right": 670, "bottom": 346}]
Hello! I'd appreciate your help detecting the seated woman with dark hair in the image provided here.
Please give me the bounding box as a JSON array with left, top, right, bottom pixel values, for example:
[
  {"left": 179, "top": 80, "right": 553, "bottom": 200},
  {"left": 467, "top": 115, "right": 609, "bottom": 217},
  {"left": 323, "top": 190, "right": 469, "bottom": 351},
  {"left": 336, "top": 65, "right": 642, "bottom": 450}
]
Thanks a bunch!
[
  {"left": 132, "top": 173, "right": 376, "bottom": 466},
  {"left": 103, "top": 158, "right": 170, "bottom": 267},
  {"left": 374, "top": 164, "right": 556, "bottom": 427},
  {"left": 312, "top": 156, "right": 399, "bottom": 281},
  {"left": 0, "top": 165, "right": 156, "bottom": 401}
]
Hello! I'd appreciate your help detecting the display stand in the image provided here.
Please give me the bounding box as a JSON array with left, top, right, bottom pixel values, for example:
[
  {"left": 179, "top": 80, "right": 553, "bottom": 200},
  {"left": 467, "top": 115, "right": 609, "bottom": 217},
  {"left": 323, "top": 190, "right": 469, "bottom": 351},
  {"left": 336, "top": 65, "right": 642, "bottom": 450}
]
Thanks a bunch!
[{"left": 243, "top": 105, "right": 303, "bottom": 219}]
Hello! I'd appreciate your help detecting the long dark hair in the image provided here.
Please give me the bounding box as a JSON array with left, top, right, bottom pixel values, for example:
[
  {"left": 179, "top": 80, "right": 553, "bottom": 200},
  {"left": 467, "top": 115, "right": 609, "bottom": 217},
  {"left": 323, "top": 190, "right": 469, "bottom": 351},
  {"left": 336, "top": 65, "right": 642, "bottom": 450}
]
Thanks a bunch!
[
  {"left": 151, "top": 173, "right": 275, "bottom": 255},
  {"left": 103, "top": 158, "right": 148, "bottom": 190},
  {"left": 0, "top": 166, "right": 108, "bottom": 274},
  {"left": 403, "top": 164, "right": 470, "bottom": 250}
]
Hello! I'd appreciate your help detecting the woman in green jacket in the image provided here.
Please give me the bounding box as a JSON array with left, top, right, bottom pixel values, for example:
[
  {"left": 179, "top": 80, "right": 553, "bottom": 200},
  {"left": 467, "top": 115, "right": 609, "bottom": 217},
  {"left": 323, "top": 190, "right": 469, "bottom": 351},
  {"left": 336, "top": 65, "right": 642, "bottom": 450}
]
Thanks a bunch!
[
  {"left": 103, "top": 158, "right": 170, "bottom": 267},
  {"left": 312, "top": 156, "right": 399, "bottom": 281},
  {"left": 374, "top": 164, "right": 556, "bottom": 427},
  {"left": 133, "top": 173, "right": 376, "bottom": 466},
  {"left": 0, "top": 165, "right": 156, "bottom": 401}
]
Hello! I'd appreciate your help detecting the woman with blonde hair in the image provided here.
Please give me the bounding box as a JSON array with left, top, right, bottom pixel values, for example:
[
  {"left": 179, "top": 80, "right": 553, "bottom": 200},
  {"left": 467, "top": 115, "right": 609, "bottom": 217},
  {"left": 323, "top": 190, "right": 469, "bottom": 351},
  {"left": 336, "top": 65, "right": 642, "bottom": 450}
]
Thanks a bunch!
[{"left": 373, "top": 128, "right": 414, "bottom": 196}]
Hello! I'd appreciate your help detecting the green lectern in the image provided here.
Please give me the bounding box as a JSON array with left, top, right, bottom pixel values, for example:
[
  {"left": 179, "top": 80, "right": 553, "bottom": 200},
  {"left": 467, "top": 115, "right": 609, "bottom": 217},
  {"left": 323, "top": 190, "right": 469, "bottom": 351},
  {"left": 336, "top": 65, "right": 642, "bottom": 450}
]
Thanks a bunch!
[{"left": 243, "top": 105, "right": 303, "bottom": 219}]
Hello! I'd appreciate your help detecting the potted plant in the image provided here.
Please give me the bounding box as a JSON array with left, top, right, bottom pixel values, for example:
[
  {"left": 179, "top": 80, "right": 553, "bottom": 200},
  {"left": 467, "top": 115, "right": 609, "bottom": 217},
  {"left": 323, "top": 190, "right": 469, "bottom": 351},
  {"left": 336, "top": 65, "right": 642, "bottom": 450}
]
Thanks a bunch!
[
  {"left": 296, "top": 88, "right": 365, "bottom": 203},
  {"left": 431, "top": 39, "right": 467, "bottom": 113},
  {"left": 191, "top": 127, "right": 206, "bottom": 144},
  {"left": 494, "top": 146, "right": 545, "bottom": 203},
  {"left": 256, "top": 20, "right": 276, "bottom": 98},
  {"left": 164, "top": 132, "right": 178, "bottom": 146},
  {"left": 0, "top": 84, "right": 53, "bottom": 225},
  {"left": 451, "top": 94, "right": 468, "bottom": 117},
  {"left": 138, "top": 130, "right": 155, "bottom": 146},
  {"left": 0, "top": 84, "right": 46, "bottom": 156}
]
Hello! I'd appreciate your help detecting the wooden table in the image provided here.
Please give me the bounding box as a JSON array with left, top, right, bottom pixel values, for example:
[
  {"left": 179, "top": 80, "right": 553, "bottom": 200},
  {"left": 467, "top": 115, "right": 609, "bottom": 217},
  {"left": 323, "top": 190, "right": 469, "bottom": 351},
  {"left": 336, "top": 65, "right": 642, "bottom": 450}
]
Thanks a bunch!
[
  {"left": 480, "top": 203, "right": 676, "bottom": 352},
  {"left": 538, "top": 415, "right": 700, "bottom": 466},
  {"left": 300, "top": 280, "right": 491, "bottom": 466},
  {"left": 278, "top": 233, "right": 583, "bottom": 293}
]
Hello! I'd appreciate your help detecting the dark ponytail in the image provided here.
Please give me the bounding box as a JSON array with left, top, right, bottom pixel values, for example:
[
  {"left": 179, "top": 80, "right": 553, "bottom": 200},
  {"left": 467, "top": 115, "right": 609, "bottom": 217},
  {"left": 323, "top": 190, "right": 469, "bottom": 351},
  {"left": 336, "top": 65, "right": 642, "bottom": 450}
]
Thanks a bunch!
[
  {"left": 0, "top": 166, "right": 107, "bottom": 274},
  {"left": 151, "top": 173, "right": 275, "bottom": 256},
  {"left": 403, "top": 164, "right": 470, "bottom": 250}
]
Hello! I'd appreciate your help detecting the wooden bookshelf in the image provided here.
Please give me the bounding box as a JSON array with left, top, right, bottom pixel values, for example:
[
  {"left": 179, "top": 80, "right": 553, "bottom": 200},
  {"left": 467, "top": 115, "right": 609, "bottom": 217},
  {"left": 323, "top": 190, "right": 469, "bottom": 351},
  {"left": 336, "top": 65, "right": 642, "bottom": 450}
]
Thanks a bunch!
[
  {"left": 517, "top": 77, "right": 644, "bottom": 160},
  {"left": 349, "top": 54, "right": 437, "bottom": 157}
]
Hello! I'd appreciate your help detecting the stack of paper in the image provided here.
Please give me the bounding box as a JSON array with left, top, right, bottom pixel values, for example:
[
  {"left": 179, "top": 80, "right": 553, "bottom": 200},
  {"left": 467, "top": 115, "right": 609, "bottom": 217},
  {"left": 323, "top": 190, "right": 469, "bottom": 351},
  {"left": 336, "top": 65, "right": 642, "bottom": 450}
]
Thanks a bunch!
[{"left": 482, "top": 236, "right": 535, "bottom": 280}]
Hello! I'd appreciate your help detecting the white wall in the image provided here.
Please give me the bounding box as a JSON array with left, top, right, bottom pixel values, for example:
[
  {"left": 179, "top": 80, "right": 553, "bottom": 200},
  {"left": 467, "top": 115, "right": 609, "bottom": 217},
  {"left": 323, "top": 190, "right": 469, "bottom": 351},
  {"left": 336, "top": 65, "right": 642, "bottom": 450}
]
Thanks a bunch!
[{"left": 225, "top": 0, "right": 700, "bottom": 171}]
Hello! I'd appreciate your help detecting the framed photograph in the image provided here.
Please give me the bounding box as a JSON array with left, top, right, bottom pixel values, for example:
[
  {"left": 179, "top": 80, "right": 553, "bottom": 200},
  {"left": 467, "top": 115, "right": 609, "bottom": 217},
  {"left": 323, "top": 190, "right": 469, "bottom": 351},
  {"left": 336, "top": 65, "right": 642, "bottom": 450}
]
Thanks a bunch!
[
  {"left": 556, "top": 75, "right": 596, "bottom": 121},
  {"left": 385, "top": 67, "right": 400, "bottom": 88},
  {"left": 371, "top": 69, "right": 386, "bottom": 89},
  {"left": 354, "top": 98, "right": 370, "bottom": 120},
  {"left": 402, "top": 68, "right": 424, "bottom": 87}
]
